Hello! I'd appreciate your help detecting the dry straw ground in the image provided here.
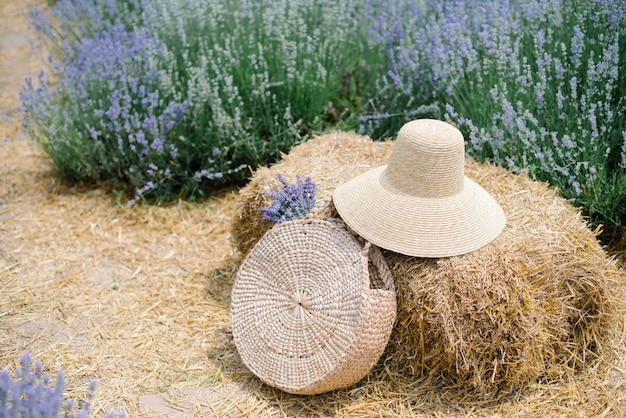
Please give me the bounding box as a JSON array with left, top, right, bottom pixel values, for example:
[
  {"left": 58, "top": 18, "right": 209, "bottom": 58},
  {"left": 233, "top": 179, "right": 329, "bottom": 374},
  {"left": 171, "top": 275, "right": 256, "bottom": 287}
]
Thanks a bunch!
[{"left": 2, "top": 2, "right": 626, "bottom": 417}]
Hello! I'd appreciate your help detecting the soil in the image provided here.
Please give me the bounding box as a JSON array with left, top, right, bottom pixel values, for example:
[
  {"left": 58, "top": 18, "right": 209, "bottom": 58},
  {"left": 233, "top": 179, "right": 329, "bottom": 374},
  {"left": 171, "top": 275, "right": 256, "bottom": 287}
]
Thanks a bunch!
[
  {"left": 0, "top": 1, "right": 42, "bottom": 117},
  {"left": 0, "top": 2, "right": 241, "bottom": 416}
]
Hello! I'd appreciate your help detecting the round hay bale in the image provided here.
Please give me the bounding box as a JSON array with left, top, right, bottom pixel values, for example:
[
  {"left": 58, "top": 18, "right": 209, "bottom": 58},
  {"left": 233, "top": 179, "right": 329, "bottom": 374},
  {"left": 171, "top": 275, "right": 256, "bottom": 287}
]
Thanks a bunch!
[
  {"left": 230, "top": 132, "right": 625, "bottom": 399},
  {"left": 230, "top": 132, "right": 393, "bottom": 256}
]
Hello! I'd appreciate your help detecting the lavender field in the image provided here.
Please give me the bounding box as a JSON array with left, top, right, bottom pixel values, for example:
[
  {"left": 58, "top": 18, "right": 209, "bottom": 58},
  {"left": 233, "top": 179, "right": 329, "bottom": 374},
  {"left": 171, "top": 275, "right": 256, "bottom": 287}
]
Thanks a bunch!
[{"left": 17, "top": 0, "right": 626, "bottom": 246}]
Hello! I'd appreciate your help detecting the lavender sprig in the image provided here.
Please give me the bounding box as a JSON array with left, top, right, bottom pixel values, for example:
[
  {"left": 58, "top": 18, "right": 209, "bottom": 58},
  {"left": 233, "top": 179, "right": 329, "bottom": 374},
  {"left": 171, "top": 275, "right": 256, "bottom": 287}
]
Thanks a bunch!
[
  {"left": 0, "top": 353, "right": 93, "bottom": 418},
  {"left": 259, "top": 174, "right": 317, "bottom": 224}
]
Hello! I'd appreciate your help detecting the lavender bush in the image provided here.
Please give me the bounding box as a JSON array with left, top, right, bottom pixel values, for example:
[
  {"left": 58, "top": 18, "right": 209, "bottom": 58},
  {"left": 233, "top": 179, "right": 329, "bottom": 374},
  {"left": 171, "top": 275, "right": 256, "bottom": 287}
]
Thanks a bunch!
[
  {"left": 21, "top": 24, "right": 194, "bottom": 204},
  {"left": 0, "top": 353, "right": 93, "bottom": 417},
  {"left": 22, "top": 0, "right": 369, "bottom": 203},
  {"left": 27, "top": 0, "right": 143, "bottom": 55},
  {"left": 260, "top": 174, "right": 317, "bottom": 224},
  {"left": 22, "top": 0, "right": 626, "bottom": 242},
  {"left": 365, "top": 0, "right": 626, "bottom": 242}
]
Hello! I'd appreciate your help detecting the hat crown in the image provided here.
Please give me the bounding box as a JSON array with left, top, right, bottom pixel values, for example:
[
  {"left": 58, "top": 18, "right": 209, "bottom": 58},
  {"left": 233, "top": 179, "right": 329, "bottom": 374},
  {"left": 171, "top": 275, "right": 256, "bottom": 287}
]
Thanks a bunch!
[{"left": 384, "top": 119, "right": 465, "bottom": 198}]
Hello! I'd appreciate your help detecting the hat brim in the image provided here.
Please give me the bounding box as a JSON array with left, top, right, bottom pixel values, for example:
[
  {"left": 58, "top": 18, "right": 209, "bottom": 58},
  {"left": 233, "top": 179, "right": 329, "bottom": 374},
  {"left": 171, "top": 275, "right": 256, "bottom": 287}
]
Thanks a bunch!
[{"left": 332, "top": 165, "right": 506, "bottom": 257}]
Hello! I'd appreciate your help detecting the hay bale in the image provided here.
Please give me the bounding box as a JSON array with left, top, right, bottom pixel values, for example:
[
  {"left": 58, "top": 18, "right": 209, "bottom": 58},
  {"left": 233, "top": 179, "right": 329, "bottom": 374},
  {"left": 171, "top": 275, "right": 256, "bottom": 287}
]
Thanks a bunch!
[
  {"left": 230, "top": 132, "right": 625, "bottom": 399},
  {"left": 230, "top": 132, "right": 393, "bottom": 256}
]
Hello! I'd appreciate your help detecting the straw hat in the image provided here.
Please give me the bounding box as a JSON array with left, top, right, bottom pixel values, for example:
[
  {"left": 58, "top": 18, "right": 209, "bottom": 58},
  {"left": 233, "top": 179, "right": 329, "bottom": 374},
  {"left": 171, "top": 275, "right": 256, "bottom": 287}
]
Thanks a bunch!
[{"left": 332, "top": 119, "right": 506, "bottom": 257}]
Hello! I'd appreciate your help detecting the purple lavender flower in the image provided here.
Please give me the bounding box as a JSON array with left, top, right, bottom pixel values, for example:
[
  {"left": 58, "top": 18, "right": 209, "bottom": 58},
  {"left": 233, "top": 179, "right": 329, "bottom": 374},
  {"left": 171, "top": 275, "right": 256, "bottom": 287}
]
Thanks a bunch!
[
  {"left": 570, "top": 25, "right": 584, "bottom": 67},
  {"left": 20, "top": 19, "right": 191, "bottom": 204},
  {"left": 0, "top": 353, "right": 95, "bottom": 417},
  {"left": 259, "top": 174, "right": 317, "bottom": 224}
]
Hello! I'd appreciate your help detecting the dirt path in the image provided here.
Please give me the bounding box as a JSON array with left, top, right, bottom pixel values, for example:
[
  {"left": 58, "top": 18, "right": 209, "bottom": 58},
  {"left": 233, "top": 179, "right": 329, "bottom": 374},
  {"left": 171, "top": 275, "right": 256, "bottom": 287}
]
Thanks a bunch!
[
  {"left": 0, "top": 3, "right": 243, "bottom": 416},
  {"left": 0, "top": 0, "right": 42, "bottom": 118}
]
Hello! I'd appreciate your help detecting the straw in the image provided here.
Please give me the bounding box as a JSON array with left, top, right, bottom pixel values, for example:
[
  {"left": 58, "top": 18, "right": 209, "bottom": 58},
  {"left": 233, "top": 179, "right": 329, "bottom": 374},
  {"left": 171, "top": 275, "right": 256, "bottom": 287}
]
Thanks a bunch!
[
  {"left": 2, "top": 120, "right": 625, "bottom": 415},
  {"left": 231, "top": 131, "right": 626, "bottom": 405},
  {"left": 333, "top": 119, "right": 506, "bottom": 257},
  {"left": 231, "top": 204, "right": 396, "bottom": 395}
]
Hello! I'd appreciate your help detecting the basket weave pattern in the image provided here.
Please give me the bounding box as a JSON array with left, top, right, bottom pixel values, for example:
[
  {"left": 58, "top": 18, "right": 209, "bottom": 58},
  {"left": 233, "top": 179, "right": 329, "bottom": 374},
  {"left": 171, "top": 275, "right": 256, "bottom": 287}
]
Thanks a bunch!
[{"left": 231, "top": 208, "right": 396, "bottom": 395}]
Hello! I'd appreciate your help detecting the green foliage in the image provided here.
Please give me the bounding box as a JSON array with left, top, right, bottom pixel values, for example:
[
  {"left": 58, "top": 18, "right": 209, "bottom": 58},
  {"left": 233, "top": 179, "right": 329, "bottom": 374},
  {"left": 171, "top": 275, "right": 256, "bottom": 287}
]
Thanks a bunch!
[
  {"left": 364, "top": 0, "right": 626, "bottom": 243},
  {"left": 22, "top": 0, "right": 369, "bottom": 203},
  {"left": 21, "top": 0, "right": 626, "bottom": 246}
]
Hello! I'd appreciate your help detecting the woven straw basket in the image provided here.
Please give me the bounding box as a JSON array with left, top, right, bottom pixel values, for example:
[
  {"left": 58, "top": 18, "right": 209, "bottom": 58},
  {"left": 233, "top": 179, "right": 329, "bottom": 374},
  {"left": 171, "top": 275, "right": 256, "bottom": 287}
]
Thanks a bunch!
[{"left": 231, "top": 205, "right": 397, "bottom": 395}]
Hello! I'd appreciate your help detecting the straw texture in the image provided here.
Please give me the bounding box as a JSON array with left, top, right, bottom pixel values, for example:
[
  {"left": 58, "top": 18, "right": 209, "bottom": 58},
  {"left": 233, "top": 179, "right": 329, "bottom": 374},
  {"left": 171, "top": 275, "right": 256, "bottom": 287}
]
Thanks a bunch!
[
  {"left": 1, "top": 120, "right": 625, "bottom": 415},
  {"left": 333, "top": 119, "right": 506, "bottom": 257},
  {"left": 231, "top": 132, "right": 626, "bottom": 401},
  {"left": 3, "top": 4, "right": 626, "bottom": 412},
  {"left": 230, "top": 207, "right": 396, "bottom": 395}
]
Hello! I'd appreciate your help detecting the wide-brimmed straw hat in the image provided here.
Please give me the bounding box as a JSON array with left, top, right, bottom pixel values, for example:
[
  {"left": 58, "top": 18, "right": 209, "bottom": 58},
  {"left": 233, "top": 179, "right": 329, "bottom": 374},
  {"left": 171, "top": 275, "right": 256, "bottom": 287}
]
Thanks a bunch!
[{"left": 333, "top": 119, "right": 506, "bottom": 257}]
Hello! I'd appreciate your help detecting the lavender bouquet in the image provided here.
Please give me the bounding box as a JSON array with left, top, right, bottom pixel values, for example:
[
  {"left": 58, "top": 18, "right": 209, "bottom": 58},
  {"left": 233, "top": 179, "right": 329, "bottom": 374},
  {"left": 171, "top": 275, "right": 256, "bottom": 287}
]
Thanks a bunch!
[{"left": 259, "top": 174, "right": 317, "bottom": 224}]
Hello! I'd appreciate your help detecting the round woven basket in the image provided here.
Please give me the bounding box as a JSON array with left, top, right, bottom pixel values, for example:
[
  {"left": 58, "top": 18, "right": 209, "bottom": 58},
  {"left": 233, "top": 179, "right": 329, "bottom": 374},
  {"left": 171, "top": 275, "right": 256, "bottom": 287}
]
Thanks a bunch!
[{"left": 231, "top": 208, "right": 397, "bottom": 395}]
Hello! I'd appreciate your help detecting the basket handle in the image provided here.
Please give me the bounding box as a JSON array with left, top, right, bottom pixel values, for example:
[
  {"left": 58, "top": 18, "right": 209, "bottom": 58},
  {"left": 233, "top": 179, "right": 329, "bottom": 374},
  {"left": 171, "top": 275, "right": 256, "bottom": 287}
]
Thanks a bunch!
[
  {"left": 305, "top": 197, "right": 337, "bottom": 220},
  {"left": 362, "top": 241, "right": 395, "bottom": 292}
]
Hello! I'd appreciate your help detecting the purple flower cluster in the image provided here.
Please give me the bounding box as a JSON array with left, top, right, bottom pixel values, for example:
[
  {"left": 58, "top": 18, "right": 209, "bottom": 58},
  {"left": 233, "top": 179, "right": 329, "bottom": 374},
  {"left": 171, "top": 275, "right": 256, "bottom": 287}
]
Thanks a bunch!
[
  {"left": 22, "top": 0, "right": 364, "bottom": 203},
  {"left": 64, "top": 25, "right": 188, "bottom": 158},
  {"left": 364, "top": 0, "right": 626, "bottom": 232},
  {"left": 259, "top": 174, "right": 317, "bottom": 224},
  {"left": 26, "top": 0, "right": 145, "bottom": 79},
  {"left": 28, "top": 0, "right": 143, "bottom": 41},
  {"left": 20, "top": 22, "right": 190, "bottom": 203},
  {"left": 0, "top": 353, "right": 93, "bottom": 418}
]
